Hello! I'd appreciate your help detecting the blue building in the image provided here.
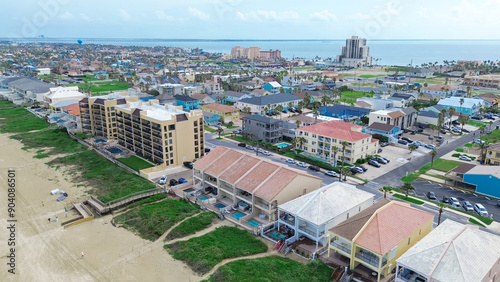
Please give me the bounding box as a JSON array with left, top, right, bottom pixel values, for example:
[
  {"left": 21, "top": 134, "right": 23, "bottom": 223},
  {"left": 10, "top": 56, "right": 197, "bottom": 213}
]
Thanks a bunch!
[
  {"left": 362, "top": 122, "right": 401, "bottom": 142},
  {"left": 318, "top": 105, "right": 371, "bottom": 120},
  {"left": 202, "top": 111, "right": 220, "bottom": 126},
  {"left": 173, "top": 95, "right": 200, "bottom": 110},
  {"left": 263, "top": 81, "right": 282, "bottom": 94},
  {"left": 437, "top": 97, "right": 483, "bottom": 116},
  {"left": 463, "top": 165, "right": 500, "bottom": 199}
]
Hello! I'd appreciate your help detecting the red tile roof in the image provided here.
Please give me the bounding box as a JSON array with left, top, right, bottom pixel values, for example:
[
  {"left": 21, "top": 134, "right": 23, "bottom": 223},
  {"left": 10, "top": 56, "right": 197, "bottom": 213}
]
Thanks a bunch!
[
  {"left": 299, "top": 120, "right": 371, "bottom": 142},
  {"left": 355, "top": 202, "right": 434, "bottom": 254},
  {"left": 193, "top": 146, "right": 228, "bottom": 170},
  {"left": 205, "top": 149, "right": 244, "bottom": 176},
  {"left": 236, "top": 161, "right": 280, "bottom": 192},
  {"left": 220, "top": 155, "right": 261, "bottom": 183},
  {"left": 255, "top": 167, "right": 299, "bottom": 201}
]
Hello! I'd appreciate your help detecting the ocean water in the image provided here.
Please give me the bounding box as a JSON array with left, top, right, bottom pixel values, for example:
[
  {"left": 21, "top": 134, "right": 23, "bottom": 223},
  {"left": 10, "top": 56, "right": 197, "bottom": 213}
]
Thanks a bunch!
[{"left": 6, "top": 38, "right": 500, "bottom": 66}]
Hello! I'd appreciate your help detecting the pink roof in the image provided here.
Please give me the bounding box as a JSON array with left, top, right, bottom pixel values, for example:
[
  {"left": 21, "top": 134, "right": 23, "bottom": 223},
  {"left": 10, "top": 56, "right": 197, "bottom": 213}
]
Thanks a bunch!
[
  {"left": 236, "top": 161, "right": 279, "bottom": 192},
  {"left": 205, "top": 149, "right": 244, "bottom": 176},
  {"left": 300, "top": 120, "right": 371, "bottom": 142},
  {"left": 254, "top": 167, "right": 298, "bottom": 200},
  {"left": 193, "top": 146, "right": 228, "bottom": 170},
  {"left": 355, "top": 203, "right": 434, "bottom": 254},
  {"left": 220, "top": 155, "right": 261, "bottom": 183}
]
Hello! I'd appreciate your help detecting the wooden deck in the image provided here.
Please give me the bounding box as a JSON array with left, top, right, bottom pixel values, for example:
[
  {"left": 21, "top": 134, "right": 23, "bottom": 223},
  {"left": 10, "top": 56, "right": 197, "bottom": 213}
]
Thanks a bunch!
[{"left": 86, "top": 189, "right": 166, "bottom": 214}]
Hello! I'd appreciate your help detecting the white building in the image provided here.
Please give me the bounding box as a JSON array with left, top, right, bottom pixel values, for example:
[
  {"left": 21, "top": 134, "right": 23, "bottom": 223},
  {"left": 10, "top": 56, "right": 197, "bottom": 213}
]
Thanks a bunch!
[{"left": 336, "top": 36, "right": 372, "bottom": 67}]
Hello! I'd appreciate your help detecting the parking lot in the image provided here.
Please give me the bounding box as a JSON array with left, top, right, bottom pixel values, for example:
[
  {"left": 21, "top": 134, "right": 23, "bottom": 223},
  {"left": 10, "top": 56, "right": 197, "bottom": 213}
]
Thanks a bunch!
[
  {"left": 359, "top": 145, "right": 411, "bottom": 181},
  {"left": 412, "top": 179, "right": 500, "bottom": 221},
  {"left": 151, "top": 166, "right": 193, "bottom": 187}
]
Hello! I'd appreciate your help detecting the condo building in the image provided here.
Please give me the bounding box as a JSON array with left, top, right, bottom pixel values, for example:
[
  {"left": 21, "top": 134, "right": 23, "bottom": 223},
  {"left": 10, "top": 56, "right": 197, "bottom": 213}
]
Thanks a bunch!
[{"left": 337, "top": 36, "right": 372, "bottom": 67}]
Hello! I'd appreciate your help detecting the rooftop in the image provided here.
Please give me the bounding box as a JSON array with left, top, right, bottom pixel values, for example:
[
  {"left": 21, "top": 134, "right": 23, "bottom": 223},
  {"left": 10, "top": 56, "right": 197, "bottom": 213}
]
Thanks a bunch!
[
  {"left": 201, "top": 103, "right": 239, "bottom": 113},
  {"left": 238, "top": 93, "right": 301, "bottom": 106},
  {"left": 299, "top": 120, "right": 372, "bottom": 142},
  {"left": 116, "top": 100, "right": 199, "bottom": 122},
  {"left": 243, "top": 115, "right": 282, "bottom": 124}
]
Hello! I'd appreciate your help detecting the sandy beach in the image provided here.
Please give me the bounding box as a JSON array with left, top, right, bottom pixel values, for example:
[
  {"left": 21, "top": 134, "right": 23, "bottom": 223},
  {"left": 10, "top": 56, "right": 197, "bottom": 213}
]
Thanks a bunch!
[{"left": 0, "top": 133, "right": 201, "bottom": 282}]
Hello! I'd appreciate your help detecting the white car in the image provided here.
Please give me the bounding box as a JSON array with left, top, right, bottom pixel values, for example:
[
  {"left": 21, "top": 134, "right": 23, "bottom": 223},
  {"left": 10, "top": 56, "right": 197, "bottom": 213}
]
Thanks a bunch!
[
  {"left": 472, "top": 139, "right": 485, "bottom": 144},
  {"left": 158, "top": 175, "right": 167, "bottom": 185},
  {"left": 324, "top": 170, "right": 338, "bottom": 177},
  {"left": 296, "top": 161, "right": 307, "bottom": 168},
  {"left": 449, "top": 197, "right": 460, "bottom": 208},
  {"left": 458, "top": 156, "right": 472, "bottom": 161},
  {"left": 286, "top": 158, "right": 296, "bottom": 164},
  {"left": 474, "top": 203, "right": 489, "bottom": 217},
  {"left": 262, "top": 151, "right": 271, "bottom": 156}
]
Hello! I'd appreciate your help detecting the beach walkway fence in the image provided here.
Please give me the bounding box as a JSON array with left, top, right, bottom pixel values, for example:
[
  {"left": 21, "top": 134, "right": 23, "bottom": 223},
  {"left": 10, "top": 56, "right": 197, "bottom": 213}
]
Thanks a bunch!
[{"left": 87, "top": 189, "right": 166, "bottom": 215}]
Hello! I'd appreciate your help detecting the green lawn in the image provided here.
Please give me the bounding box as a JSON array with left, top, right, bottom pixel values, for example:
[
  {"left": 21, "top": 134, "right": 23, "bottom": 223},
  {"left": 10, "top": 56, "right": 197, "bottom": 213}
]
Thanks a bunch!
[
  {"left": 481, "top": 129, "right": 500, "bottom": 143},
  {"left": 392, "top": 194, "right": 424, "bottom": 205},
  {"left": 400, "top": 158, "right": 462, "bottom": 182},
  {"left": 0, "top": 105, "right": 48, "bottom": 133},
  {"left": 351, "top": 83, "right": 379, "bottom": 87},
  {"left": 467, "top": 120, "right": 487, "bottom": 127},
  {"left": 203, "top": 256, "right": 332, "bottom": 282},
  {"left": 71, "top": 81, "right": 129, "bottom": 93},
  {"left": 127, "top": 194, "right": 169, "bottom": 209},
  {"left": 82, "top": 74, "right": 101, "bottom": 82},
  {"left": 339, "top": 91, "right": 371, "bottom": 104},
  {"left": 455, "top": 148, "right": 465, "bottom": 152},
  {"left": 204, "top": 125, "right": 216, "bottom": 133},
  {"left": 117, "top": 156, "right": 154, "bottom": 171},
  {"left": 48, "top": 150, "right": 156, "bottom": 203},
  {"left": 114, "top": 199, "right": 200, "bottom": 241},
  {"left": 166, "top": 212, "right": 216, "bottom": 240},
  {"left": 463, "top": 143, "right": 473, "bottom": 148},
  {"left": 469, "top": 218, "right": 485, "bottom": 227},
  {"left": 11, "top": 129, "right": 87, "bottom": 155},
  {"left": 358, "top": 74, "right": 385, "bottom": 78},
  {"left": 165, "top": 226, "right": 268, "bottom": 274}
]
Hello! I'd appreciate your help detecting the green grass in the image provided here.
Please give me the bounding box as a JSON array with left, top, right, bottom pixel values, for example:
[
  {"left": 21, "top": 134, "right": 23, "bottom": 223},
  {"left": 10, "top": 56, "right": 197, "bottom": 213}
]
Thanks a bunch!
[
  {"left": 339, "top": 91, "right": 371, "bottom": 104},
  {"left": 426, "top": 174, "right": 452, "bottom": 181},
  {"left": 203, "top": 256, "right": 332, "bottom": 282},
  {"left": 82, "top": 74, "right": 101, "bottom": 82},
  {"left": 165, "top": 226, "right": 268, "bottom": 274},
  {"left": 204, "top": 125, "right": 216, "bottom": 133},
  {"left": 114, "top": 199, "right": 200, "bottom": 241},
  {"left": 464, "top": 143, "right": 473, "bottom": 147},
  {"left": 127, "top": 194, "right": 169, "bottom": 209},
  {"left": 481, "top": 129, "right": 500, "bottom": 143},
  {"left": 166, "top": 212, "right": 216, "bottom": 240},
  {"left": 47, "top": 150, "right": 156, "bottom": 203},
  {"left": 468, "top": 218, "right": 485, "bottom": 227},
  {"left": 392, "top": 194, "right": 424, "bottom": 205},
  {"left": 467, "top": 120, "right": 487, "bottom": 127},
  {"left": 0, "top": 106, "right": 48, "bottom": 133},
  {"left": 75, "top": 132, "right": 91, "bottom": 139},
  {"left": 34, "top": 149, "right": 49, "bottom": 159},
  {"left": 351, "top": 83, "right": 379, "bottom": 87},
  {"left": 455, "top": 148, "right": 465, "bottom": 152},
  {"left": 413, "top": 78, "right": 447, "bottom": 84},
  {"left": 11, "top": 128, "right": 87, "bottom": 155},
  {"left": 71, "top": 81, "right": 129, "bottom": 93},
  {"left": 401, "top": 158, "right": 462, "bottom": 182},
  {"left": 359, "top": 74, "right": 385, "bottom": 78},
  {"left": 117, "top": 156, "right": 154, "bottom": 171}
]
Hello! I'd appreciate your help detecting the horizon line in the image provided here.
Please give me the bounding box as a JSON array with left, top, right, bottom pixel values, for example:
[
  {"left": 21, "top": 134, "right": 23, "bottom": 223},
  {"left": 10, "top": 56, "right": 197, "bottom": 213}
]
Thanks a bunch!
[{"left": 2, "top": 37, "right": 500, "bottom": 41}]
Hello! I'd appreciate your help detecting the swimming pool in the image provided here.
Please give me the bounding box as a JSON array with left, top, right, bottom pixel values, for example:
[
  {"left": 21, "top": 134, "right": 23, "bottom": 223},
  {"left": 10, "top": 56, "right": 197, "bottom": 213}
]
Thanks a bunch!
[
  {"left": 247, "top": 220, "right": 260, "bottom": 227},
  {"left": 95, "top": 139, "right": 106, "bottom": 143},
  {"left": 107, "top": 147, "right": 122, "bottom": 154},
  {"left": 276, "top": 142, "right": 291, "bottom": 149},
  {"left": 184, "top": 188, "right": 195, "bottom": 193},
  {"left": 231, "top": 212, "right": 245, "bottom": 220},
  {"left": 214, "top": 203, "right": 226, "bottom": 209},
  {"left": 198, "top": 196, "right": 209, "bottom": 201},
  {"left": 269, "top": 231, "right": 287, "bottom": 240}
]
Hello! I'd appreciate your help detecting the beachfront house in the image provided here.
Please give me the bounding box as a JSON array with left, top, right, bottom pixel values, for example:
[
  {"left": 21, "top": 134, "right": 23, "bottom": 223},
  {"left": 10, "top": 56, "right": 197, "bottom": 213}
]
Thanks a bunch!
[
  {"left": 242, "top": 115, "right": 283, "bottom": 143},
  {"left": 396, "top": 220, "right": 500, "bottom": 282},
  {"left": 263, "top": 81, "right": 282, "bottom": 94},
  {"left": 328, "top": 200, "right": 434, "bottom": 282},
  {"left": 174, "top": 95, "right": 200, "bottom": 110},
  {"left": 277, "top": 182, "right": 374, "bottom": 256},
  {"left": 192, "top": 146, "right": 323, "bottom": 230},
  {"left": 43, "top": 86, "right": 87, "bottom": 113}
]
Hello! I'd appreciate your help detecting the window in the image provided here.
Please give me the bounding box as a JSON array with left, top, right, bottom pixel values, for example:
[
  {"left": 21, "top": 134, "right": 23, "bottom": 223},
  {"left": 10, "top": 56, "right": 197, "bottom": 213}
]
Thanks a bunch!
[
  {"left": 408, "top": 238, "right": 411, "bottom": 245},
  {"left": 346, "top": 213, "right": 349, "bottom": 219},
  {"left": 312, "top": 141, "right": 316, "bottom": 145},
  {"left": 304, "top": 132, "right": 309, "bottom": 136},
  {"left": 168, "top": 124, "right": 175, "bottom": 131},
  {"left": 312, "top": 149, "right": 316, "bottom": 153},
  {"left": 312, "top": 134, "right": 316, "bottom": 138},
  {"left": 169, "top": 132, "right": 172, "bottom": 138},
  {"left": 170, "top": 153, "right": 173, "bottom": 158},
  {"left": 389, "top": 246, "right": 397, "bottom": 260}
]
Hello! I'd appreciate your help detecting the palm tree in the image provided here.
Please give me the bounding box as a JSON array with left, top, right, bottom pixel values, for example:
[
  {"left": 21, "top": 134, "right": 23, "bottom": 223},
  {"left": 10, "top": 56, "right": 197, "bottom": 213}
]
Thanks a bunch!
[
  {"left": 459, "top": 98, "right": 464, "bottom": 115},
  {"left": 478, "top": 142, "right": 489, "bottom": 165},
  {"left": 380, "top": 186, "right": 393, "bottom": 198},
  {"left": 409, "top": 144, "right": 417, "bottom": 154},
  {"left": 447, "top": 107, "right": 456, "bottom": 132},
  {"left": 295, "top": 119, "right": 301, "bottom": 129},
  {"left": 312, "top": 108, "right": 319, "bottom": 123},
  {"left": 341, "top": 167, "right": 352, "bottom": 182},
  {"left": 437, "top": 202, "right": 447, "bottom": 226},
  {"left": 321, "top": 94, "right": 332, "bottom": 106},
  {"left": 400, "top": 182, "right": 415, "bottom": 199},
  {"left": 459, "top": 116, "right": 468, "bottom": 132},
  {"left": 331, "top": 146, "right": 339, "bottom": 167},
  {"left": 340, "top": 141, "right": 348, "bottom": 182},
  {"left": 216, "top": 127, "right": 224, "bottom": 138},
  {"left": 430, "top": 149, "right": 438, "bottom": 167},
  {"left": 297, "top": 137, "right": 306, "bottom": 151}
]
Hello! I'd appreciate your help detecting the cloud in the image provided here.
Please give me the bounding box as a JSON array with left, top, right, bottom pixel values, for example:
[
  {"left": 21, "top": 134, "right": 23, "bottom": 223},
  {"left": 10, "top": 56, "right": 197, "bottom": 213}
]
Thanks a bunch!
[
  {"left": 80, "top": 13, "right": 90, "bottom": 21},
  {"left": 58, "top": 12, "right": 73, "bottom": 20},
  {"left": 155, "top": 10, "right": 175, "bottom": 21},
  {"left": 311, "top": 9, "right": 337, "bottom": 21},
  {"left": 188, "top": 7, "right": 210, "bottom": 21},
  {"left": 236, "top": 10, "right": 298, "bottom": 22},
  {"left": 119, "top": 9, "right": 131, "bottom": 21},
  {"left": 347, "top": 12, "right": 372, "bottom": 20}
]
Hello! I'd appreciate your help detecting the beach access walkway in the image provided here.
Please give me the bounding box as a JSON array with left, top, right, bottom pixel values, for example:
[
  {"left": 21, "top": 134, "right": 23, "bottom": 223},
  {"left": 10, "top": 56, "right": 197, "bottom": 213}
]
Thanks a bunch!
[{"left": 87, "top": 188, "right": 166, "bottom": 215}]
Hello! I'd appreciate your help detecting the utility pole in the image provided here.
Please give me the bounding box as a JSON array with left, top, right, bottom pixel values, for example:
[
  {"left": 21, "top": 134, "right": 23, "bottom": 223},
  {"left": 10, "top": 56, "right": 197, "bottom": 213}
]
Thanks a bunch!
[{"left": 408, "top": 59, "right": 413, "bottom": 86}]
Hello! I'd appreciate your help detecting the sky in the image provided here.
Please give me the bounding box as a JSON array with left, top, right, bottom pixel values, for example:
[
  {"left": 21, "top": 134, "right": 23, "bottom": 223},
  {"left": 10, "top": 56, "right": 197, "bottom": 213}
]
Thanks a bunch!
[{"left": 3, "top": 0, "right": 500, "bottom": 39}]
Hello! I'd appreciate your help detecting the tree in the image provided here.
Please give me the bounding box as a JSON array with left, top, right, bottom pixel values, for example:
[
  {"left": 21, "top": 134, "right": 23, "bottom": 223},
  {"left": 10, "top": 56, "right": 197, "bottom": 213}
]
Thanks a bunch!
[
  {"left": 341, "top": 167, "right": 352, "bottom": 182},
  {"left": 295, "top": 119, "right": 301, "bottom": 128},
  {"left": 447, "top": 107, "right": 456, "bottom": 132},
  {"left": 216, "top": 127, "right": 224, "bottom": 138},
  {"left": 409, "top": 144, "right": 417, "bottom": 154},
  {"left": 227, "top": 121, "right": 234, "bottom": 128},
  {"left": 400, "top": 182, "right": 415, "bottom": 199},
  {"left": 380, "top": 186, "right": 393, "bottom": 198},
  {"left": 339, "top": 141, "right": 348, "bottom": 182},
  {"left": 321, "top": 94, "right": 332, "bottom": 106},
  {"left": 312, "top": 108, "right": 319, "bottom": 123},
  {"left": 331, "top": 146, "right": 339, "bottom": 167},
  {"left": 477, "top": 142, "right": 489, "bottom": 165},
  {"left": 459, "top": 116, "right": 468, "bottom": 132},
  {"left": 297, "top": 137, "right": 306, "bottom": 151},
  {"left": 430, "top": 149, "right": 438, "bottom": 167},
  {"left": 437, "top": 202, "right": 447, "bottom": 226}
]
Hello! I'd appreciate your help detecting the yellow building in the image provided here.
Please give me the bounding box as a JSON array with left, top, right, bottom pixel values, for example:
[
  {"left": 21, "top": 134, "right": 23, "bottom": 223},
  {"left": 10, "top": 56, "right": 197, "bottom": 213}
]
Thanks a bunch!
[
  {"left": 115, "top": 100, "right": 205, "bottom": 167},
  {"left": 78, "top": 93, "right": 137, "bottom": 139},
  {"left": 485, "top": 143, "right": 500, "bottom": 165},
  {"left": 463, "top": 75, "right": 500, "bottom": 89},
  {"left": 328, "top": 200, "right": 434, "bottom": 281},
  {"left": 201, "top": 103, "right": 240, "bottom": 123},
  {"left": 297, "top": 120, "right": 379, "bottom": 164}
]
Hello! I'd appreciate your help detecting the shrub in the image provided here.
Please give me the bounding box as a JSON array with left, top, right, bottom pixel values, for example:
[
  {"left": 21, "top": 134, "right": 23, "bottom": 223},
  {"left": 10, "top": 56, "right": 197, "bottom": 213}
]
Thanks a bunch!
[
  {"left": 452, "top": 153, "right": 461, "bottom": 157},
  {"left": 373, "top": 134, "right": 388, "bottom": 142}
]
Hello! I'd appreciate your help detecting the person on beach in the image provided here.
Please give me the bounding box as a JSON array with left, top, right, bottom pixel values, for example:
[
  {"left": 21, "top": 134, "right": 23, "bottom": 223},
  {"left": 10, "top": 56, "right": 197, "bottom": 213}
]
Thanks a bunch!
[
  {"left": 48, "top": 218, "right": 51, "bottom": 222},
  {"left": 41, "top": 201, "right": 44, "bottom": 206},
  {"left": 81, "top": 252, "right": 84, "bottom": 259}
]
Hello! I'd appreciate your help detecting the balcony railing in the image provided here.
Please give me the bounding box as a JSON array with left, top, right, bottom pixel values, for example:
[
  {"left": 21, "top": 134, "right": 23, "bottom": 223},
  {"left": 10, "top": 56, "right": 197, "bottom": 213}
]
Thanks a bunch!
[
  {"left": 331, "top": 240, "right": 351, "bottom": 254},
  {"left": 298, "top": 225, "right": 321, "bottom": 237},
  {"left": 355, "top": 250, "right": 387, "bottom": 268},
  {"left": 280, "top": 216, "right": 295, "bottom": 226}
]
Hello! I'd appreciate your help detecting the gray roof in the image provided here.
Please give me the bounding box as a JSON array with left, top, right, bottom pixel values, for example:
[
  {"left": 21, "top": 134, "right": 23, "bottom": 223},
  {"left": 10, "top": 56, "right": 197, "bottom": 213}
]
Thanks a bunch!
[
  {"left": 418, "top": 110, "right": 439, "bottom": 118},
  {"left": 368, "top": 122, "right": 396, "bottom": 132},
  {"left": 243, "top": 114, "right": 281, "bottom": 124},
  {"left": 279, "top": 182, "right": 374, "bottom": 226},
  {"left": 401, "top": 107, "right": 417, "bottom": 115},
  {"left": 174, "top": 94, "right": 197, "bottom": 102},
  {"left": 397, "top": 220, "right": 500, "bottom": 282},
  {"left": 224, "top": 91, "right": 247, "bottom": 98},
  {"left": 7, "top": 77, "right": 54, "bottom": 94},
  {"left": 202, "top": 111, "right": 219, "bottom": 118},
  {"left": 238, "top": 93, "right": 301, "bottom": 106}
]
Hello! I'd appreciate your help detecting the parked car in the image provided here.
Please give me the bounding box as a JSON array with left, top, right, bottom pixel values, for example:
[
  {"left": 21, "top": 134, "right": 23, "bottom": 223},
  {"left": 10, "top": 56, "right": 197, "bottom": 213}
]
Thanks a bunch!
[
  {"left": 246, "top": 145, "right": 254, "bottom": 150},
  {"left": 398, "top": 139, "right": 408, "bottom": 145},
  {"left": 472, "top": 139, "right": 485, "bottom": 144},
  {"left": 471, "top": 115, "right": 483, "bottom": 120},
  {"left": 238, "top": 142, "right": 246, "bottom": 147},
  {"left": 427, "top": 191, "right": 437, "bottom": 201},
  {"left": 376, "top": 157, "right": 388, "bottom": 164},
  {"left": 428, "top": 135, "right": 434, "bottom": 140},
  {"left": 462, "top": 201, "right": 474, "bottom": 212},
  {"left": 350, "top": 167, "right": 363, "bottom": 174},
  {"left": 436, "top": 136, "right": 444, "bottom": 142},
  {"left": 380, "top": 142, "right": 389, "bottom": 147},
  {"left": 414, "top": 141, "right": 424, "bottom": 147},
  {"left": 308, "top": 165, "right": 321, "bottom": 171},
  {"left": 474, "top": 203, "right": 489, "bottom": 217},
  {"left": 449, "top": 197, "right": 460, "bottom": 208},
  {"left": 205, "top": 148, "right": 211, "bottom": 153},
  {"left": 262, "top": 150, "right": 271, "bottom": 156},
  {"left": 169, "top": 179, "right": 179, "bottom": 186},
  {"left": 183, "top": 161, "right": 194, "bottom": 169},
  {"left": 378, "top": 148, "right": 383, "bottom": 153},
  {"left": 452, "top": 128, "right": 461, "bottom": 133},
  {"left": 425, "top": 144, "right": 436, "bottom": 149},
  {"left": 296, "top": 161, "right": 307, "bottom": 168},
  {"left": 357, "top": 165, "right": 368, "bottom": 172},
  {"left": 410, "top": 130, "right": 416, "bottom": 135},
  {"left": 286, "top": 158, "right": 296, "bottom": 164},
  {"left": 368, "top": 159, "right": 381, "bottom": 167},
  {"left": 380, "top": 157, "right": 390, "bottom": 163},
  {"left": 178, "top": 178, "right": 188, "bottom": 184},
  {"left": 459, "top": 155, "right": 472, "bottom": 161},
  {"left": 441, "top": 196, "right": 450, "bottom": 204},
  {"left": 440, "top": 129, "right": 447, "bottom": 134},
  {"left": 402, "top": 137, "right": 414, "bottom": 143},
  {"left": 442, "top": 125, "right": 450, "bottom": 130},
  {"left": 158, "top": 175, "right": 167, "bottom": 185},
  {"left": 416, "top": 128, "right": 424, "bottom": 133},
  {"left": 461, "top": 128, "right": 470, "bottom": 133},
  {"left": 324, "top": 170, "right": 338, "bottom": 177},
  {"left": 497, "top": 199, "right": 500, "bottom": 206}
]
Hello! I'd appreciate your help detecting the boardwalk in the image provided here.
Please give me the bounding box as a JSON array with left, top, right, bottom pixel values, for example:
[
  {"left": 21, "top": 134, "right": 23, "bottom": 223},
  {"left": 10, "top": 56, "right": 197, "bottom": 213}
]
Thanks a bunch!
[{"left": 87, "top": 189, "right": 166, "bottom": 214}]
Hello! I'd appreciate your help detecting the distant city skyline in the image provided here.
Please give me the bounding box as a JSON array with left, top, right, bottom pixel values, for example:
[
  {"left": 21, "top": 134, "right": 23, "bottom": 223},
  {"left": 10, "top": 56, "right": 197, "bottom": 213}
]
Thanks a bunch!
[{"left": 3, "top": 0, "right": 500, "bottom": 40}]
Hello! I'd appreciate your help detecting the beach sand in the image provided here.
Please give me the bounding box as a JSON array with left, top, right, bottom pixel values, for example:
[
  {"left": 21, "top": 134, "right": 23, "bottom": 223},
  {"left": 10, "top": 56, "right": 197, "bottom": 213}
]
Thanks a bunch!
[{"left": 0, "top": 133, "right": 200, "bottom": 281}]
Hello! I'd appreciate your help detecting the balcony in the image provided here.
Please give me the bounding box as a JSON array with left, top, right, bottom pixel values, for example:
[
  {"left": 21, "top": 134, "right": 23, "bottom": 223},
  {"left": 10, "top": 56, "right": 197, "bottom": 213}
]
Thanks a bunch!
[
  {"left": 331, "top": 240, "right": 351, "bottom": 254},
  {"left": 318, "top": 137, "right": 324, "bottom": 141},
  {"left": 355, "top": 250, "right": 387, "bottom": 269},
  {"left": 153, "top": 132, "right": 161, "bottom": 138},
  {"left": 298, "top": 224, "right": 320, "bottom": 238},
  {"left": 397, "top": 269, "right": 427, "bottom": 282},
  {"left": 280, "top": 215, "right": 295, "bottom": 226},
  {"left": 125, "top": 128, "right": 132, "bottom": 133}
]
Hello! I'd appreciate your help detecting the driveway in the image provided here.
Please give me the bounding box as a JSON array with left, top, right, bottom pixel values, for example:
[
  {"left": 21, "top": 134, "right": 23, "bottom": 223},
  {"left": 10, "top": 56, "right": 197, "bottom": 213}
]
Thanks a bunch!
[{"left": 360, "top": 145, "right": 410, "bottom": 181}]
